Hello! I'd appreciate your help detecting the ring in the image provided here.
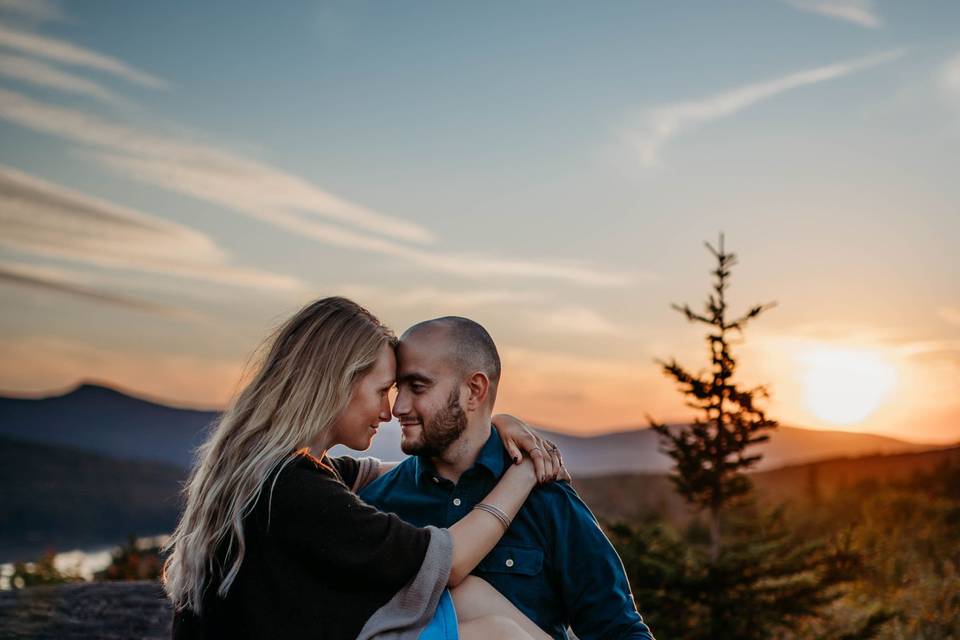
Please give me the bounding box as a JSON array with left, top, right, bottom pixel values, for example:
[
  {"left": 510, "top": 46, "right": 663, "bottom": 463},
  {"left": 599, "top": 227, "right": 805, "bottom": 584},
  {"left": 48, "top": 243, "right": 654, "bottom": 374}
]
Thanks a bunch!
[{"left": 529, "top": 446, "right": 543, "bottom": 454}]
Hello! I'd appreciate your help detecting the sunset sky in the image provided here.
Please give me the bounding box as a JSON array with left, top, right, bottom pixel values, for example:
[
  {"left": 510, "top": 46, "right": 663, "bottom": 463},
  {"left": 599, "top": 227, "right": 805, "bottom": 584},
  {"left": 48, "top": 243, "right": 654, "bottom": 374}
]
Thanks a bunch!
[{"left": 1, "top": 1, "right": 958, "bottom": 443}]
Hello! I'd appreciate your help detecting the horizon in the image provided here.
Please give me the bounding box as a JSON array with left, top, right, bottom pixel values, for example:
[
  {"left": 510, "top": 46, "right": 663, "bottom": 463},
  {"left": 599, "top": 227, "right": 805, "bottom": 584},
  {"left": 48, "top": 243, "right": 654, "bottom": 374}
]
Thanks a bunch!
[
  {"left": 1, "top": 1, "right": 958, "bottom": 443},
  {"left": 1, "top": 378, "right": 954, "bottom": 447}
]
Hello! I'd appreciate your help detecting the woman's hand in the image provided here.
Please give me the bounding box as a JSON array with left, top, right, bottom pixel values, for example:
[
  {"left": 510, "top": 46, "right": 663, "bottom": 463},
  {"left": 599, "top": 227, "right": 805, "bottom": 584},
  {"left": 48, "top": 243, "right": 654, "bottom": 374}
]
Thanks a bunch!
[{"left": 491, "top": 414, "right": 564, "bottom": 484}]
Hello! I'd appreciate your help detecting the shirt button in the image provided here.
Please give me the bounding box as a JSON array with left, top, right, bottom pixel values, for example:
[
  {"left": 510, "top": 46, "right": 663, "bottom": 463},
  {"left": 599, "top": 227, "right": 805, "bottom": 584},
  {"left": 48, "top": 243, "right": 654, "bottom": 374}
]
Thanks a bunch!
[
  {"left": 452, "top": 498, "right": 462, "bottom": 506},
  {"left": 505, "top": 559, "right": 514, "bottom": 568},
  {"left": 432, "top": 477, "right": 440, "bottom": 483}
]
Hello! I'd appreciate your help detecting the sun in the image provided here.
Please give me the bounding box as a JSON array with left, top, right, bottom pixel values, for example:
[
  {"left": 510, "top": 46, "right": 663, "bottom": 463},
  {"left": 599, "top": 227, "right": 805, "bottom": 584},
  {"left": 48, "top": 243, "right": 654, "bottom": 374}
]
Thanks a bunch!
[{"left": 801, "top": 347, "right": 898, "bottom": 425}]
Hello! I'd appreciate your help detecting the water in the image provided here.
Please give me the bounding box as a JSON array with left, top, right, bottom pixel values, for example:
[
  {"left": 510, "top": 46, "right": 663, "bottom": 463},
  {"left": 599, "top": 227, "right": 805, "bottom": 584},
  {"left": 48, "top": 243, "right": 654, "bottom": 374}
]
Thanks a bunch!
[{"left": 0, "top": 534, "right": 169, "bottom": 590}]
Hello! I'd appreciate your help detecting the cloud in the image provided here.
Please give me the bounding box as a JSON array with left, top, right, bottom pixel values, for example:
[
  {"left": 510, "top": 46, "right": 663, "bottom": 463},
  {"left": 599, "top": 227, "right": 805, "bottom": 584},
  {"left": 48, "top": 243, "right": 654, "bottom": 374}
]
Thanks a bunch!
[
  {"left": 0, "top": 87, "right": 435, "bottom": 245},
  {"left": 0, "top": 261, "right": 190, "bottom": 315},
  {"left": 89, "top": 151, "right": 436, "bottom": 245},
  {"left": 0, "top": 86, "right": 639, "bottom": 287},
  {"left": 939, "top": 306, "right": 960, "bottom": 326},
  {"left": 0, "top": 24, "right": 166, "bottom": 89},
  {"left": 940, "top": 52, "right": 960, "bottom": 97},
  {"left": 782, "top": 0, "right": 882, "bottom": 28},
  {"left": 0, "top": 164, "right": 303, "bottom": 291},
  {"left": 533, "top": 306, "right": 628, "bottom": 336},
  {"left": 0, "top": 53, "right": 128, "bottom": 106},
  {"left": 495, "top": 345, "right": 670, "bottom": 431},
  {"left": 0, "top": 0, "right": 63, "bottom": 23},
  {"left": 338, "top": 284, "right": 549, "bottom": 310},
  {"left": 895, "top": 339, "right": 960, "bottom": 358},
  {"left": 626, "top": 49, "right": 905, "bottom": 166}
]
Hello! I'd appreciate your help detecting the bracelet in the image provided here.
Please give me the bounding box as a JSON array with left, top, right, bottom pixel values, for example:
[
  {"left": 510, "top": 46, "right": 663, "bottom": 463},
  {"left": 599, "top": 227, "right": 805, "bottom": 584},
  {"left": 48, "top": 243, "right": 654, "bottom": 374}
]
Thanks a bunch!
[{"left": 474, "top": 503, "right": 512, "bottom": 531}]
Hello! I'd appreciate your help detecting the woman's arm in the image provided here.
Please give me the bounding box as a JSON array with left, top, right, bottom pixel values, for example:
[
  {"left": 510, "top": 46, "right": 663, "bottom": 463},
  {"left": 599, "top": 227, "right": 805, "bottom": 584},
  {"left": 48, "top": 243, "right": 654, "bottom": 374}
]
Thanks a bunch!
[{"left": 445, "top": 458, "right": 538, "bottom": 586}]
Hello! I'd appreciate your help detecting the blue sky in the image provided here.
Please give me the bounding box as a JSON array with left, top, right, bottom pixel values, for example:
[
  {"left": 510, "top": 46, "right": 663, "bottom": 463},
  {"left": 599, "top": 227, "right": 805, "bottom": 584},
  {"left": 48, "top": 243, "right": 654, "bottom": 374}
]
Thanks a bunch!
[{"left": 1, "top": 0, "right": 958, "bottom": 441}]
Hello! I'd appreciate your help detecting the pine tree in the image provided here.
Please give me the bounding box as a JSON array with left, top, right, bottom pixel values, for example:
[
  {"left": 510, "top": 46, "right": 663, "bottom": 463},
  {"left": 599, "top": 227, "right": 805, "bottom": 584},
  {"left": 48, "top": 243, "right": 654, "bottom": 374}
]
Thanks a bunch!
[
  {"left": 649, "top": 233, "right": 776, "bottom": 560},
  {"left": 631, "top": 235, "right": 888, "bottom": 639}
]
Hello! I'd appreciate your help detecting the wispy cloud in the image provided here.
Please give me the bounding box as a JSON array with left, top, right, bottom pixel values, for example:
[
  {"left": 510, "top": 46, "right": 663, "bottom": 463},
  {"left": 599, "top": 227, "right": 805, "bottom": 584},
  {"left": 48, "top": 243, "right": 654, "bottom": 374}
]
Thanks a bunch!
[
  {"left": 782, "top": 0, "right": 882, "bottom": 28},
  {"left": 895, "top": 338, "right": 960, "bottom": 358},
  {"left": 245, "top": 206, "right": 639, "bottom": 285},
  {"left": 0, "top": 164, "right": 302, "bottom": 291},
  {"left": 496, "top": 345, "right": 665, "bottom": 430},
  {"left": 0, "top": 0, "right": 63, "bottom": 23},
  {"left": 0, "top": 23, "right": 166, "bottom": 89},
  {"left": 89, "top": 150, "right": 436, "bottom": 245},
  {"left": 0, "top": 87, "right": 435, "bottom": 245},
  {"left": 0, "top": 261, "right": 189, "bottom": 315},
  {"left": 938, "top": 306, "right": 960, "bottom": 327},
  {"left": 940, "top": 52, "right": 960, "bottom": 98},
  {"left": 338, "top": 284, "right": 549, "bottom": 310},
  {"left": 0, "top": 88, "right": 637, "bottom": 286},
  {"left": 532, "top": 305, "right": 628, "bottom": 336},
  {"left": 0, "top": 53, "right": 128, "bottom": 106},
  {"left": 626, "top": 49, "right": 905, "bottom": 166}
]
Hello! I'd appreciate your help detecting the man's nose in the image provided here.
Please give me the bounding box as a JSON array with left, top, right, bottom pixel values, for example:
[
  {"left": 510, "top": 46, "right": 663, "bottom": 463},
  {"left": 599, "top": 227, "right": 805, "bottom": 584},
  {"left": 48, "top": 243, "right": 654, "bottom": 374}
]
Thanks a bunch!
[{"left": 392, "top": 388, "right": 411, "bottom": 418}]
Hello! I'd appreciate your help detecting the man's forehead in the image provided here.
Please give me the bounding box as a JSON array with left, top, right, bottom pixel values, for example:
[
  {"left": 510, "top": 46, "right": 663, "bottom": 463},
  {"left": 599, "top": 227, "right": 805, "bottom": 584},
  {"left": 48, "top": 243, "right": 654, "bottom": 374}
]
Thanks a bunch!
[{"left": 396, "top": 328, "right": 455, "bottom": 373}]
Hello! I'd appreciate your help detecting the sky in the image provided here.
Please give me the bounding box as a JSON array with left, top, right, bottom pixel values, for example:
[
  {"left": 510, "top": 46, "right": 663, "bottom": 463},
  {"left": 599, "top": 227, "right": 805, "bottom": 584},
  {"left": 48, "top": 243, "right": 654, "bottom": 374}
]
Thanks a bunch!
[{"left": 0, "top": 0, "right": 958, "bottom": 443}]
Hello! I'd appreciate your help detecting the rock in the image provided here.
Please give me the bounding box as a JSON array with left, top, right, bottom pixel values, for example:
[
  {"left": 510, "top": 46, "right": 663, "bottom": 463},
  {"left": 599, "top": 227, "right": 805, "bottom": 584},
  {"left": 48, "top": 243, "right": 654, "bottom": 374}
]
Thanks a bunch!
[{"left": 0, "top": 581, "right": 171, "bottom": 639}]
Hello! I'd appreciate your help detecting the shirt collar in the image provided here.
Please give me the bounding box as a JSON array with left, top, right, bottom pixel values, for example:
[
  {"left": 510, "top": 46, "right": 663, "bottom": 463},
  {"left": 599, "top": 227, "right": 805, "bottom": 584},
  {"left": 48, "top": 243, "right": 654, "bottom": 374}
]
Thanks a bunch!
[
  {"left": 474, "top": 427, "right": 508, "bottom": 478},
  {"left": 414, "top": 426, "right": 508, "bottom": 487}
]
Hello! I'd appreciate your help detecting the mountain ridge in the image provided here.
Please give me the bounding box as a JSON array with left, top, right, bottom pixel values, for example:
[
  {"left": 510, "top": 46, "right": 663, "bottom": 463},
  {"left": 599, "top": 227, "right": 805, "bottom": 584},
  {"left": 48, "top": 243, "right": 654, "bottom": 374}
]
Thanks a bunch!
[{"left": 0, "top": 382, "right": 947, "bottom": 475}]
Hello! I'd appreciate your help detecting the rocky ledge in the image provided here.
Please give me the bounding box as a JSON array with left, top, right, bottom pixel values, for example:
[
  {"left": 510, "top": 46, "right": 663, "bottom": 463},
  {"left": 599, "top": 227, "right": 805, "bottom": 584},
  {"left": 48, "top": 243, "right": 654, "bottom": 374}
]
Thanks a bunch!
[{"left": 0, "top": 581, "right": 171, "bottom": 639}]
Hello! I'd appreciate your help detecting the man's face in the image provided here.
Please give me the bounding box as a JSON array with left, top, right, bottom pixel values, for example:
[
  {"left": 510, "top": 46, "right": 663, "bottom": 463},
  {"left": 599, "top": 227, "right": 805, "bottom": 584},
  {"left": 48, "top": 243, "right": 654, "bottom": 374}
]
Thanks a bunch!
[{"left": 393, "top": 330, "right": 467, "bottom": 457}]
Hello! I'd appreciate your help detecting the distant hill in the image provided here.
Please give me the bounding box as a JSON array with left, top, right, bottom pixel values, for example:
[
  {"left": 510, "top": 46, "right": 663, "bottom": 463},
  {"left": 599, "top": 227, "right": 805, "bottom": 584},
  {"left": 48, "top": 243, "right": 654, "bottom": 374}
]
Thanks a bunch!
[
  {"left": 573, "top": 445, "right": 960, "bottom": 526},
  {"left": 519, "top": 422, "right": 942, "bottom": 475},
  {"left": 1, "top": 417, "right": 956, "bottom": 563},
  {"left": 0, "top": 383, "right": 217, "bottom": 468},
  {"left": 0, "top": 435, "right": 183, "bottom": 562},
  {"left": 0, "top": 383, "right": 943, "bottom": 476}
]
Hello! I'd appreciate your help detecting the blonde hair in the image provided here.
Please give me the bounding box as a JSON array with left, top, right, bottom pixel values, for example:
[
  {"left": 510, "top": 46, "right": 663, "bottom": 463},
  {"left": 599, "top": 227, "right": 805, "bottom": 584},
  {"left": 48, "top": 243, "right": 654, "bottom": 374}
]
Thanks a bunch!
[{"left": 162, "top": 297, "right": 395, "bottom": 613}]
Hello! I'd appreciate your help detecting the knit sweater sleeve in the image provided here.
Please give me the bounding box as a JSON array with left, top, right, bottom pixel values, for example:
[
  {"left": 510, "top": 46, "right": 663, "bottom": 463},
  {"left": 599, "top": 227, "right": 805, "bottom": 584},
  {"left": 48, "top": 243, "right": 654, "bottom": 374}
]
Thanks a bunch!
[
  {"left": 269, "top": 461, "right": 434, "bottom": 594},
  {"left": 327, "top": 455, "right": 383, "bottom": 493}
]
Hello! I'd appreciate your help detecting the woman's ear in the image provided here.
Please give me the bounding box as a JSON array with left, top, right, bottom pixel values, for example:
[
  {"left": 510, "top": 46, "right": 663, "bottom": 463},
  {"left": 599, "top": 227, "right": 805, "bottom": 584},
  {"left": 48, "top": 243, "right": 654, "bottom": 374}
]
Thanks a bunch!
[{"left": 465, "top": 372, "right": 490, "bottom": 410}]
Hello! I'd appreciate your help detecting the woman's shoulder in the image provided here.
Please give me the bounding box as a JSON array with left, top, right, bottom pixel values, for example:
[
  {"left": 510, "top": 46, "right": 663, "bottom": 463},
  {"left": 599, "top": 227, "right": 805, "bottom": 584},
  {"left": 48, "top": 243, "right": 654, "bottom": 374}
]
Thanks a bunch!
[{"left": 275, "top": 453, "right": 341, "bottom": 486}]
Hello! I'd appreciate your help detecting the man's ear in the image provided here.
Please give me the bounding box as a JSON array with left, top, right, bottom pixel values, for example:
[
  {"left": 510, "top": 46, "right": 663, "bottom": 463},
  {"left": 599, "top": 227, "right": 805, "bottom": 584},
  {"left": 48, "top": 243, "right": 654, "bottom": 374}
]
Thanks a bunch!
[{"left": 465, "top": 372, "right": 490, "bottom": 410}]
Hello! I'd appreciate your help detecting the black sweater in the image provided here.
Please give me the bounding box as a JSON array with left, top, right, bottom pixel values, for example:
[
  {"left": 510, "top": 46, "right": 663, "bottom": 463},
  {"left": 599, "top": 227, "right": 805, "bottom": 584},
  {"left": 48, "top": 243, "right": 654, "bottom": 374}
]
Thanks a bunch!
[{"left": 172, "top": 454, "right": 432, "bottom": 639}]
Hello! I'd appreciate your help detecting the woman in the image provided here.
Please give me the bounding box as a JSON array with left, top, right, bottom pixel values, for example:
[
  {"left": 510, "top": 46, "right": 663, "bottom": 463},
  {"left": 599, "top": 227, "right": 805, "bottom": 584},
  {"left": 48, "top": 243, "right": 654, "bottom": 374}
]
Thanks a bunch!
[{"left": 164, "top": 297, "right": 557, "bottom": 639}]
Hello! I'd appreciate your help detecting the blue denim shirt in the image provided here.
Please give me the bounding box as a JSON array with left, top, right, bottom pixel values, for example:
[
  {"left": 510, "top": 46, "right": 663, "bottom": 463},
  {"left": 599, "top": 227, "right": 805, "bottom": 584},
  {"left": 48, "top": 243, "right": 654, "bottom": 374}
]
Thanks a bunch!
[{"left": 360, "top": 428, "right": 655, "bottom": 640}]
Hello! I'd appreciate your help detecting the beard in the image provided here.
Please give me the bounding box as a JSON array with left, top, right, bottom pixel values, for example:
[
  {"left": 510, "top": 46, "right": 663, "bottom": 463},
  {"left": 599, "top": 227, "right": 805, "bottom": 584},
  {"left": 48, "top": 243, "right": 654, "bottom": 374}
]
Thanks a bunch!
[{"left": 402, "top": 387, "right": 467, "bottom": 458}]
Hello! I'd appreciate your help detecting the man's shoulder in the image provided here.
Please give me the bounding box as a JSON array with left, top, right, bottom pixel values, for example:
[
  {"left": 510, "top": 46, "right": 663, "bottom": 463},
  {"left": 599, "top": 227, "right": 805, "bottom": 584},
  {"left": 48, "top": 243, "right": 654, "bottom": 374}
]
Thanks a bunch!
[
  {"left": 525, "top": 479, "right": 598, "bottom": 523},
  {"left": 359, "top": 455, "right": 418, "bottom": 498}
]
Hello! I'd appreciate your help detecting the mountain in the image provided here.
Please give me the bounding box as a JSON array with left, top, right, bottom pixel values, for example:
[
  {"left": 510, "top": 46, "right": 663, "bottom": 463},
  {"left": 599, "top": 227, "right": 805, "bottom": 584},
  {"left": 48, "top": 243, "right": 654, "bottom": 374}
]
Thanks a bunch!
[
  {"left": 573, "top": 445, "right": 960, "bottom": 526},
  {"left": 532, "top": 423, "right": 941, "bottom": 475},
  {"left": 3, "top": 428, "right": 955, "bottom": 564},
  {"left": 0, "top": 435, "right": 184, "bottom": 562},
  {"left": 0, "top": 383, "right": 945, "bottom": 476},
  {"left": 0, "top": 383, "right": 217, "bottom": 468}
]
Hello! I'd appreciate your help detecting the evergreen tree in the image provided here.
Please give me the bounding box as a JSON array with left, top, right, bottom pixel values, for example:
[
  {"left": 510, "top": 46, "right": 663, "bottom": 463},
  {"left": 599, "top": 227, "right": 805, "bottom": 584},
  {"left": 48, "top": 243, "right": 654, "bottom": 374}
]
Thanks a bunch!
[
  {"left": 632, "top": 235, "right": 889, "bottom": 639},
  {"left": 649, "top": 233, "right": 776, "bottom": 560}
]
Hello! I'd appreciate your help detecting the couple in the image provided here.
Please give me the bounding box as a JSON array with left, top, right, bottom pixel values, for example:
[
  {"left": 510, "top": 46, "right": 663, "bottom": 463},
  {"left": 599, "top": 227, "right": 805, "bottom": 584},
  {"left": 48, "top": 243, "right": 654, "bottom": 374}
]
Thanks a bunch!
[{"left": 164, "top": 297, "right": 654, "bottom": 640}]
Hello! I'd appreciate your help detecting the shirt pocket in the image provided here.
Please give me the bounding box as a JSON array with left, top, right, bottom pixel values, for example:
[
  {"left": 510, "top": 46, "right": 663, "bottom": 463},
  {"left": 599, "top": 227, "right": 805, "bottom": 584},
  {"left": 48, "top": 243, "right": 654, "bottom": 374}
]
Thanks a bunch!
[{"left": 477, "top": 545, "right": 543, "bottom": 577}]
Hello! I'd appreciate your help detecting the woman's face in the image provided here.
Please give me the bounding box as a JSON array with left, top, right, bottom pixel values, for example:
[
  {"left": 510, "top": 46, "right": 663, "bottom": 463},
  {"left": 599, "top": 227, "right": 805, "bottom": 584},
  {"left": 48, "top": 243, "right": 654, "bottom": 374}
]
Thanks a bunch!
[{"left": 330, "top": 343, "right": 396, "bottom": 451}]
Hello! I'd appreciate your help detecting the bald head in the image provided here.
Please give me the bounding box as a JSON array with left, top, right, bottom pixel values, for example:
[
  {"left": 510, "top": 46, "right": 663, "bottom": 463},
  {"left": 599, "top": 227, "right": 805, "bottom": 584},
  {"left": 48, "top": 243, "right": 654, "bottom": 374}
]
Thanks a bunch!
[{"left": 402, "top": 316, "right": 501, "bottom": 400}]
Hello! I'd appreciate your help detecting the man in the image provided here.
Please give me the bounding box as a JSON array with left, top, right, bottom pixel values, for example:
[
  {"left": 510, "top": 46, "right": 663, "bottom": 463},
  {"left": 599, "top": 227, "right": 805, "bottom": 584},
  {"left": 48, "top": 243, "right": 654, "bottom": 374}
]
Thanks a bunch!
[{"left": 360, "top": 317, "right": 655, "bottom": 640}]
